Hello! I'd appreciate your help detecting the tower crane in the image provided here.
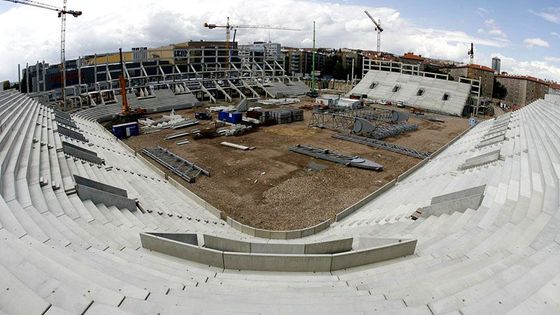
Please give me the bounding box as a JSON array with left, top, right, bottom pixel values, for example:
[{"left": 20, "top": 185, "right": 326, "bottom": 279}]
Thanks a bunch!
[
  {"left": 364, "top": 10, "right": 383, "bottom": 53},
  {"left": 2, "top": 0, "right": 82, "bottom": 106},
  {"left": 203, "top": 17, "right": 300, "bottom": 69}
]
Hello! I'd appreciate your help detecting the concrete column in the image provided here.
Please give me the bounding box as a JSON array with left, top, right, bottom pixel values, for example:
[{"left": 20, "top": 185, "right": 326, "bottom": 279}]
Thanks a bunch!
[
  {"left": 17, "top": 64, "right": 21, "bottom": 92},
  {"left": 42, "top": 61, "right": 46, "bottom": 92},
  {"left": 25, "top": 63, "right": 29, "bottom": 94}
]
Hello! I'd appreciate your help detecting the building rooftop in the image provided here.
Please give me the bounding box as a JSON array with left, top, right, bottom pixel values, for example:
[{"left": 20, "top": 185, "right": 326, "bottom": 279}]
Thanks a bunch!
[{"left": 401, "top": 52, "right": 425, "bottom": 62}]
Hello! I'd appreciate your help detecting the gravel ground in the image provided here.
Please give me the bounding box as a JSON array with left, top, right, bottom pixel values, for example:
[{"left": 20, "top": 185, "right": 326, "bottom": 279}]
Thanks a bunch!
[{"left": 123, "top": 100, "right": 469, "bottom": 230}]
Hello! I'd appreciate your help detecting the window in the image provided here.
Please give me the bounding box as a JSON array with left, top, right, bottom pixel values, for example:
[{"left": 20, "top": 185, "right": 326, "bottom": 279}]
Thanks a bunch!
[
  {"left": 369, "top": 82, "right": 377, "bottom": 89},
  {"left": 392, "top": 85, "right": 400, "bottom": 93},
  {"left": 417, "top": 89, "right": 425, "bottom": 96},
  {"left": 442, "top": 93, "right": 450, "bottom": 101}
]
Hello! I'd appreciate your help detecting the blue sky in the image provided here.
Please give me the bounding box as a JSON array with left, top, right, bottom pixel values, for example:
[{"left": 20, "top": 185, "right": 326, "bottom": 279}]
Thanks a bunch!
[
  {"left": 0, "top": 0, "right": 558, "bottom": 81},
  {"left": 346, "top": 0, "right": 559, "bottom": 64}
]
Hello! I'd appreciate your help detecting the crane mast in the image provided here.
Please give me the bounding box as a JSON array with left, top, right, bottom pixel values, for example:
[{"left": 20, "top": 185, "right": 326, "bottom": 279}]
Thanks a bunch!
[
  {"left": 364, "top": 10, "right": 383, "bottom": 53},
  {"left": 1, "top": 0, "right": 81, "bottom": 107},
  {"left": 60, "top": 0, "right": 67, "bottom": 107}
]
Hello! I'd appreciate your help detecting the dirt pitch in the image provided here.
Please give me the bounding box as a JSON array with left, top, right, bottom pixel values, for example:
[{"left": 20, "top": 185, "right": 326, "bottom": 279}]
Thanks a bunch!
[{"left": 123, "top": 99, "right": 469, "bottom": 230}]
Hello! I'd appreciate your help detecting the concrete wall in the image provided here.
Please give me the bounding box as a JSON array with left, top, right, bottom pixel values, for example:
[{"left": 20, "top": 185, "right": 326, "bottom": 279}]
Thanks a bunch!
[
  {"left": 203, "top": 234, "right": 353, "bottom": 255},
  {"left": 226, "top": 217, "right": 333, "bottom": 240},
  {"left": 141, "top": 232, "right": 417, "bottom": 272},
  {"left": 74, "top": 175, "right": 127, "bottom": 197},
  {"left": 76, "top": 184, "right": 137, "bottom": 212}
]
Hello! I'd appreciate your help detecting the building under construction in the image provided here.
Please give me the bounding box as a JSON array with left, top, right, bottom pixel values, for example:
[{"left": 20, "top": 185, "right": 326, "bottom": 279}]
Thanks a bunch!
[{"left": 23, "top": 40, "right": 308, "bottom": 114}]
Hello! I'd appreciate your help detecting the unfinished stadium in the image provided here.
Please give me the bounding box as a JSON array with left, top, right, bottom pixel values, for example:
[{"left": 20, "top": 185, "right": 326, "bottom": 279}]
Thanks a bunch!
[
  {"left": 0, "top": 3, "right": 559, "bottom": 311},
  {"left": 2, "top": 49, "right": 560, "bottom": 315}
]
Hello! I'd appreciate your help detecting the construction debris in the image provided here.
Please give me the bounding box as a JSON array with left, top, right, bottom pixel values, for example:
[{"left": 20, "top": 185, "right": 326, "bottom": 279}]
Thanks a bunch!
[
  {"left": 142, "top": 146, "right": 209, "bottom": 183},
  {"left": 171, "top": 119, "right": 199, "bottom": 129},
  {"left": 333, "top": 133, "right": 431, "bottom": 159},
  {"left": 352, "top": 118, "right": 418, "bottom": 139},
  {"left": 217, "top": 124, "right": 252, "bottom": 136},
  {"left": 221, "top": 142, "right": 255, "bottom": 151},
  {"left": 257, "top": 98, "right": 300, "bottom": 106},
  {"left": 289, "top": 144, "right": 383, "bottom": 171},
  {"left": 165, "top": 132, "right": 189, "bottom": 140},
  {"left": 176, "top": 140, "right": 190, "bottom": 145}
]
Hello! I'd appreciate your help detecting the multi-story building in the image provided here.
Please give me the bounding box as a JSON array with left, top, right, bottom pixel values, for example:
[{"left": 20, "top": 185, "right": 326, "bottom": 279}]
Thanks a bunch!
[
  {"left": 496, "top": 74, "right": 550, "bottom": 106},
  {"left": 443, "top": 64, "right": 495, "bottom": 98},
  {"left": 282, "top": 48, "right": 327, "bottom": 76},
  {"left": 492, "top": 57, "right": 501, "bottom": 74},
  {"left": 548, "top": 83, "right": 560, "bottom": 95}
]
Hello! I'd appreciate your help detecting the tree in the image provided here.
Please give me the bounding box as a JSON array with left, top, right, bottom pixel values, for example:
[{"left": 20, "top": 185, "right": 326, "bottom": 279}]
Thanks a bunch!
[
  {"left": 493, "top": 79, "right": 508, "bottom": 99},
  {"left": 2, "top": 81, "right": 9, "bottom": 91}
]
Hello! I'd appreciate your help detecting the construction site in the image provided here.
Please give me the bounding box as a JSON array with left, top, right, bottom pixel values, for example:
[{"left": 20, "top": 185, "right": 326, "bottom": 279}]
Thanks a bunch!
[
  {"left": 122, "top": 99, "right": 468, "bottom": 230},
  {"left": 1, "top": 0, "right": 560, "bottom": 314}
]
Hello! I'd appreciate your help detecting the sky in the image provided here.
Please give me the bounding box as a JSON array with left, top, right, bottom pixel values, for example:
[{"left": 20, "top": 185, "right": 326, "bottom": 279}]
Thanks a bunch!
[{"left": 0, "top": 0, "right": 558, "bottom": 82}]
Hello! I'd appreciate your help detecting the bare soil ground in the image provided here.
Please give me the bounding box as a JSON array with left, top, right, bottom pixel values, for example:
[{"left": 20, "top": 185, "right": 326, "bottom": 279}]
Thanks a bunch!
[{"left": 123, "top": 99, "right": 469, "bottom": 230}]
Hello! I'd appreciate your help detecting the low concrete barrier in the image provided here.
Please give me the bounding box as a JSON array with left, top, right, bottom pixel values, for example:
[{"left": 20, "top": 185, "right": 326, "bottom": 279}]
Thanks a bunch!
[
  {"left": 140, "top": 232, "right": 416, "bottom": 272},
  {"left": 335, "top": 179, "right": 396, "bottom": 222},
  {"left": 226, "top": 217, "right": 333, "bottom": 240},
  {"left": 203, "top": 234, "right": 353, "bottom": 255},
  {"left": 140, "top": 233, "right": 224, "bottom": 268}
]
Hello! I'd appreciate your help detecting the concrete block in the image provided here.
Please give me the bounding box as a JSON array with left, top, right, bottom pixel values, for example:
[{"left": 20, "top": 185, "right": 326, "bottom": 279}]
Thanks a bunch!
[
  {"left": 300, "top": 227, "right": 316, "bottom": 238},
  {"left": 223, "top": 252, "right": 332, "bottom": 272},
  {"left": 74, "top": 175, "right": 127, "bottom": 197},
  {"left": 476, "top": 135, "right": 505, "bottom": 148},
  {"left": 254, "top": 228, "right": 271, "bottom": 239},
  {"left": 250, "top": 243, "right": 305, "bottom": 255},
  {"left": 268, "top": 230, "right": 287, "bottom": 239},
  {"left": 460, "top": 150, "right": 501, "bottom": 169},
  {"left": 305, "top": 238, "right": 353, "bottom": 254},
  {"left": 203, "top": 234, "right": 250, "bottom": 253},
  {"left": 140, "top": 233, "right": 224, "bottom": 268},
  {"left": 331, "top": 239, "right": 417, "bottom": 270},
  {"left": 149, "top": 232, "right": 198, "bottom": 245},
  {"left": 76, "top": 184, "right": 137, "bottom": 212},
  {"left": 240, "top": 224, "right": 256, "bottom": 237},
  {"left": 284, "top": 229, "right": 302, "bottom": 239},
  {"left": 431, "top": 185, "right": 486, "bottom": 204},
  {"left": 313, "top": 219, "right": 333, "bottom": 234},
  {"left": 62, "top": 141, "right": 103, "bottom": 164}
]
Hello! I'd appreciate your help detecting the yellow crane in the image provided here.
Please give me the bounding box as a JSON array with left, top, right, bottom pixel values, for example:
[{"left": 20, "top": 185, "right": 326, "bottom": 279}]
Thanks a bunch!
[
  {"left": 204, "top": 17, "right": 300, "bottom": 69},
  {"left": 2, "top": 0, "right": 82, "bottom": 106}
]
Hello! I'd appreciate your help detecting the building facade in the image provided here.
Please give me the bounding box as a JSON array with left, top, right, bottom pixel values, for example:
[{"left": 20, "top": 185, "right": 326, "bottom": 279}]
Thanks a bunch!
[
  {"left": 496, "top": 75, "right": 550, "bottom": 106},
  {"left": 444, "top": 64, "right": 495, "bottom": 98}
]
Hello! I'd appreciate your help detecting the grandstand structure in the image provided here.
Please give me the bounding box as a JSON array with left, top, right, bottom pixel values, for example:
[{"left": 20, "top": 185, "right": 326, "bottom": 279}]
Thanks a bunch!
[
  {"left": 1, "top": 87, "right": 560, "bottom": 314},
  {"left": 24, "top": 46, "right": 309, "bottom": 113},
  {"left": 353, "top": 59, "right": 482, "bottom": 116}
]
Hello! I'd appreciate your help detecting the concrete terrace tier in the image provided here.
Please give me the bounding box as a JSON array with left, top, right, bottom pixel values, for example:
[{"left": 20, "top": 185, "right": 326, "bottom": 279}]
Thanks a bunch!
[{"left": 0, "top": 88, "right": 560, "bottom": 314}]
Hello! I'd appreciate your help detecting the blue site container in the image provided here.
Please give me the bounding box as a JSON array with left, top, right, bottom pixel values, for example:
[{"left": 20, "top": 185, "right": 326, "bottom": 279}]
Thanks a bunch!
[
  {"left": 218, "top": 111, "right": 229, "bottom": 122},
  {"left": 229, "top": 112, "right": 242, "bottom": 124},
  {"left": 112, "top": 122, "right": 139, "bottom": 139}
]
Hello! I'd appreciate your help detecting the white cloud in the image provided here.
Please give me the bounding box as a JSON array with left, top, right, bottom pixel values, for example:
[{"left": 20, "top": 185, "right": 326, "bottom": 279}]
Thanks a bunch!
[
  {"left": 476, "top": 7, "right": 489, "bottom": 17},
  {"left": 492, "top": 53, "right": 560, "bottom": 81},
  {"left": 523, "top": 37, "right": 550, "bottom": 48},
  {"left": 0, "top": 0, "right": 523, "bottom": 81},
  {"left": 545, "top": 56, "right": 560, "bottom": 63},
  {"left": 476, "top": 17, "right": 508, "bottom": 41},
  {"left": 552, "top": 32, "right": 560, "bottom": 38},
  {"left": 530, "top": 7, "right": 560, "bottom": 24}
]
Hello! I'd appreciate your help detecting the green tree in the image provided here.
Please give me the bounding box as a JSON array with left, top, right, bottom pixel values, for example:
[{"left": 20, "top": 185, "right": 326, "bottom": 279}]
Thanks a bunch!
[{"left": 493, "top": 80, "right": 508, "bottom": 99}]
